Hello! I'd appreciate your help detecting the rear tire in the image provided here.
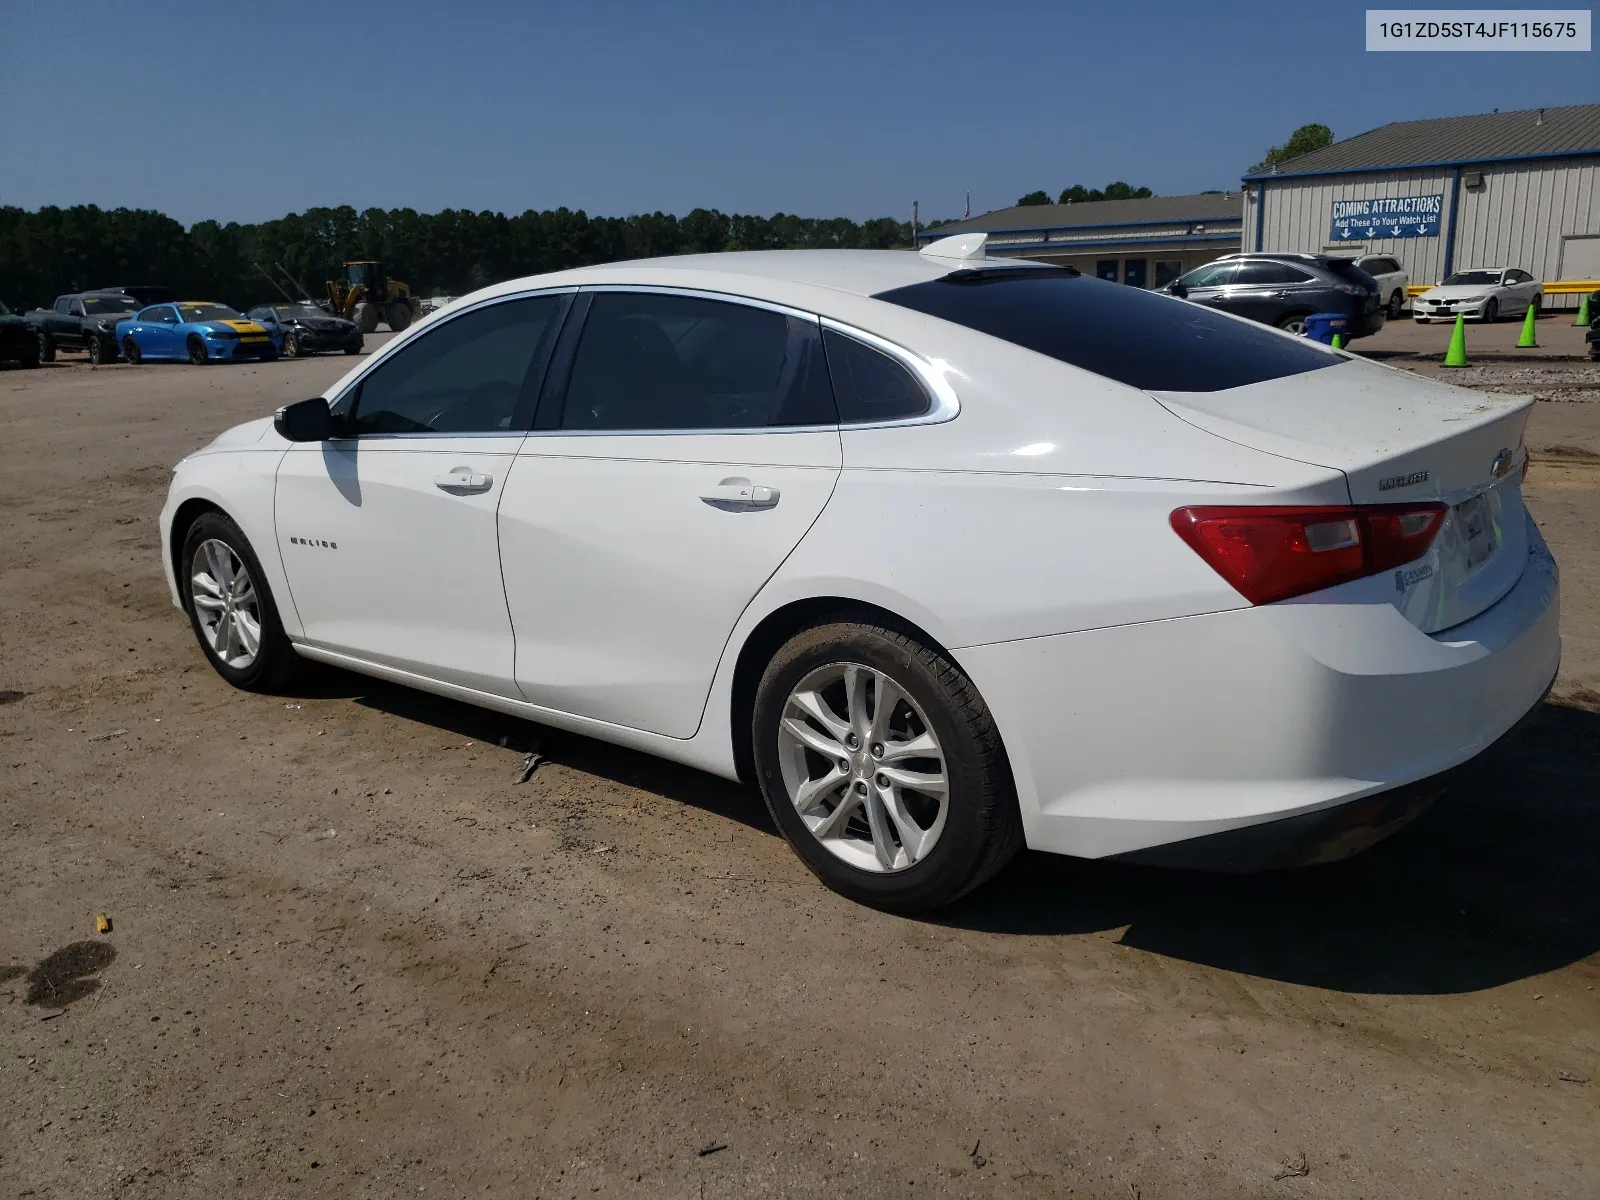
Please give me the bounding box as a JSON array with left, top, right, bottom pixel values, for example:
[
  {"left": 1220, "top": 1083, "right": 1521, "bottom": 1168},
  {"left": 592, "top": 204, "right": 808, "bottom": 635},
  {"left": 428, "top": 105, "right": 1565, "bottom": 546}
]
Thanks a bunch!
[
  {"left": 1276, "top": 314, "right": 1310, "bottom": 336},
  {"left": 180, "top": 511, "right": 302, "bottom": 692},
  {"left": 38, "top": 333, "right": 55, "bottom": 363},
  {"left": 387, "top": 302, "right": 412, "bottom": 332},
  {"left": 752, "top": 620, "right": 1023, "bottom": 913},
  {"left": 1388, "top": 290, "right": 1405, "bottom": 318},
  {"left": 122, "top": 337, "right": 142, "bottom": 364},
  {"left": 188, "top": 335, "right": 209, "bottom": 365}
]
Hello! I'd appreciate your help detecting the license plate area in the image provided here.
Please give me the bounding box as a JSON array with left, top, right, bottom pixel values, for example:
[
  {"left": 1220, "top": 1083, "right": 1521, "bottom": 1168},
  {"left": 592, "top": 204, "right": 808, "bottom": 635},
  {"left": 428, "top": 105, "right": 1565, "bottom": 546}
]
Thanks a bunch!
[{"left": 1453, "top": 491, "right": 1500, "bottom": 573}]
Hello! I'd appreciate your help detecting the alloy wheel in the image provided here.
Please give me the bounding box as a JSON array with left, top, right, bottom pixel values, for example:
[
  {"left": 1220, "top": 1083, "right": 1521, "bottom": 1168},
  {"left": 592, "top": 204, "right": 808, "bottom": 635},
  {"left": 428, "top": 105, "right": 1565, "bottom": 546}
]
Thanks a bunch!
[
  {"left": 190, "top": 539, "right": 262, "bottom": 669},
  {"left": 776, "top": 662, "right": 949, "bottom": 873},
  {"left": 1280, "top": 317, "right": 1308, "bottom": 335}
]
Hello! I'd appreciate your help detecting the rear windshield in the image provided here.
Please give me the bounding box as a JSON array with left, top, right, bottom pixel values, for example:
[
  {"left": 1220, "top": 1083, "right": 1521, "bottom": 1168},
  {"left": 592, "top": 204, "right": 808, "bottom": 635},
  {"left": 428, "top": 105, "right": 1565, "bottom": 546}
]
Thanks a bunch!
[{"left": 873, "top": 270, "right": 1337, "bottom": 393}]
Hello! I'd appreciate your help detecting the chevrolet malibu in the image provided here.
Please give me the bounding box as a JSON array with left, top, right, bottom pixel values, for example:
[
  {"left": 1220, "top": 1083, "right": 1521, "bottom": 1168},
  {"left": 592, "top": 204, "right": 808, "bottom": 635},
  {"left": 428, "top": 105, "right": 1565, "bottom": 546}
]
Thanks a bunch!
[{"left": 158, "top": 236, "right": 1560, "bottom": 912}]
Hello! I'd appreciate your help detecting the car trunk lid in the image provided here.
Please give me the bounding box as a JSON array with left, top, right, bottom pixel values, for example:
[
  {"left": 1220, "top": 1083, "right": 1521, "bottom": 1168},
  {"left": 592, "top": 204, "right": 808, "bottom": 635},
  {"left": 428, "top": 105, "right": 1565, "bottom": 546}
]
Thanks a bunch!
[{"left": 1150, "top": 358, "right": 1533, "bottom": 633}]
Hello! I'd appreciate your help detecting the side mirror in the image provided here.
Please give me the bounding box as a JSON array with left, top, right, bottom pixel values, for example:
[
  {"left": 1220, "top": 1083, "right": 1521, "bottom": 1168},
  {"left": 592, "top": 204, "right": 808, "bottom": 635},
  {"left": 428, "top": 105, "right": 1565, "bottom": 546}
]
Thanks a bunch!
[
  {"left": 274, "top": 397, "right": 334, "bottom": 442},
  {"left": 1168, "top": 282, "right": 1188, "bottom": 298}
]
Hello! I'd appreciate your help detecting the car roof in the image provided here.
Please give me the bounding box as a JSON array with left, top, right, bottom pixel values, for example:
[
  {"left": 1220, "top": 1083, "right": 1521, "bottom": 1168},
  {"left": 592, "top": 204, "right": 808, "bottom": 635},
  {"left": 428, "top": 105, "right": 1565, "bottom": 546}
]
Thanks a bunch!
[
  {"left": 487, "top": 249, "right": 1050, "bottom": 300},
  {"left": 1458, "top": 266, "right": 1513, "bottom": 272}
]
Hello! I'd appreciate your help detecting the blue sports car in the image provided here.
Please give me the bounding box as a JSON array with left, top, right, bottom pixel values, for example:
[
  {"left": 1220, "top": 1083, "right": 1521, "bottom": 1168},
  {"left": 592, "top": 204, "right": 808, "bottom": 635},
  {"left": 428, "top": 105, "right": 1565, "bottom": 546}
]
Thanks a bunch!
[{"left": 116, "top": 302, "right": 279, "bottom": 365}]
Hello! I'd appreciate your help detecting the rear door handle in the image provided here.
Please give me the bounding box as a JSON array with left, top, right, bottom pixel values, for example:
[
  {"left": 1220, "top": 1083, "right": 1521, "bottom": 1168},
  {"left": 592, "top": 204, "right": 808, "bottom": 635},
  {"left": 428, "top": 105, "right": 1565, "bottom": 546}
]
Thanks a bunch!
[
  {"left": 700, "top": 477, "right": 780, "bottom": 511},
  {"left": 434, "top": 467, "right": 494, "bottom": 494}
]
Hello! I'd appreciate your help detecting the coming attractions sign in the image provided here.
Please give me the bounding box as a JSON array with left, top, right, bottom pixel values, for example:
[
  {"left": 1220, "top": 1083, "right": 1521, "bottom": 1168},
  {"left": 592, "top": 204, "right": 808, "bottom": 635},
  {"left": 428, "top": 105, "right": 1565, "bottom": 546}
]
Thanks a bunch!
[{"left": 1329, "top": 193, "right": 1443, "bottom": 240}]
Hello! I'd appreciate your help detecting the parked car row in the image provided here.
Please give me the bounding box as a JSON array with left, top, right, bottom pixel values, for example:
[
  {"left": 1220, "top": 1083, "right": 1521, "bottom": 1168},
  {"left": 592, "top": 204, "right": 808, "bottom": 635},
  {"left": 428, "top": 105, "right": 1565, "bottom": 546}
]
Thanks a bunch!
[
  {"left": 1161, "top": 251, "right": 1549, "bottom": 337},
  {"left": 5, "top": 291, "right": 364, "bottom": 366}
]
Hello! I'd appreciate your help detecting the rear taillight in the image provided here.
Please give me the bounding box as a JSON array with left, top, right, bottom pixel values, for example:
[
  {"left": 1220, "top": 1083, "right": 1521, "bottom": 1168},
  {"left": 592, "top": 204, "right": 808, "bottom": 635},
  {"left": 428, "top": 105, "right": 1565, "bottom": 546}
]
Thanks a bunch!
[
  {"left": 1170, "top": 503, "right": 1447, "bottom": 605},
  {"left": 1334, "top": 283, "right": 1368, "bottom": 296}
]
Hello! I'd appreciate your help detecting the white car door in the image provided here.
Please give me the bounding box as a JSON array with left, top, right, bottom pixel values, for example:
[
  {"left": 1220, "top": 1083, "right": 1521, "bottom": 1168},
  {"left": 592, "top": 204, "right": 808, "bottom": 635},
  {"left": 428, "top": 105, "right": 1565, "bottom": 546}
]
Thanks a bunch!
[
  {"left": 496, "top": 288, "right": 843, "bottom": 738},
  {"left": 273, "top": 292, "right": 571, "bottom": 697}
]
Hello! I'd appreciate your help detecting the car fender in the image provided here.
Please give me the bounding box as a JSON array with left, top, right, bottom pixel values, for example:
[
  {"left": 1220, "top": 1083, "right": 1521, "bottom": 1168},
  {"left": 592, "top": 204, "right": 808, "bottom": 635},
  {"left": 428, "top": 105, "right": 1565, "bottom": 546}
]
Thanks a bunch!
[{"left": 160, "top": 445, "right": 300, "bottom": 636}]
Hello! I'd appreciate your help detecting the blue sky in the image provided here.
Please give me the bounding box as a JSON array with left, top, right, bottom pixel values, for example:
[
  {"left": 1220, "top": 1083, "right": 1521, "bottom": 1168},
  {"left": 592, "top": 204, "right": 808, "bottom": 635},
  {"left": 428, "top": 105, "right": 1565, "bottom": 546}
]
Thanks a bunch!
[{"left": 1, "top": 0, "right": 1592, "bottom": 226}]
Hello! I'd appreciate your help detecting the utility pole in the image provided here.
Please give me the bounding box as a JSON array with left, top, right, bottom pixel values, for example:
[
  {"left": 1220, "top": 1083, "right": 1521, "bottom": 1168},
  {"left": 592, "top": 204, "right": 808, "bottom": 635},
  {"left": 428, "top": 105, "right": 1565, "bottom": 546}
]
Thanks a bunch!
[{"left": 911, "top": 200, "right": 919, "bottom": 246}]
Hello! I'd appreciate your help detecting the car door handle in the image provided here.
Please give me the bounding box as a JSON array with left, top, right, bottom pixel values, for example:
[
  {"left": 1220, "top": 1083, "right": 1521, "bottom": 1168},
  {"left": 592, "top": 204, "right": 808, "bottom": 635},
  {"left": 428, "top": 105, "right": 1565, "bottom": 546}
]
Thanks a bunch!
[
  {"left": 700, "top": 477, "right": 779, "bottom": 511},
  {"left": 434, "top": 468, "right": 494, "bottom": 494}
]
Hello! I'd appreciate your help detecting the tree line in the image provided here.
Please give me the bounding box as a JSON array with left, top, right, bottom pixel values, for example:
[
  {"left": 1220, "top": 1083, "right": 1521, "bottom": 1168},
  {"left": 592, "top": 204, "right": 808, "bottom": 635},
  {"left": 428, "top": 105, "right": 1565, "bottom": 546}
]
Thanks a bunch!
[
  {"left": 0, "top": 204, "right": 928, "bottom": 312},
  {"left": 1016, "top": 182, "right": 1155, "bottom": 207}
]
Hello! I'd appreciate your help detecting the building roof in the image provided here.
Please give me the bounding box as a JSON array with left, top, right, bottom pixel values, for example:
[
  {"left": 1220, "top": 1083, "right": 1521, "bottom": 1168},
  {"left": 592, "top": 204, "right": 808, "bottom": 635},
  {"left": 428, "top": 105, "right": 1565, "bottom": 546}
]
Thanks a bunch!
[
  {"left": 919, "top": 192, "right": 1242, "bottom": 237},
  {"left": 1244, "top": 104, "right": 1600, "bottom": 179}
]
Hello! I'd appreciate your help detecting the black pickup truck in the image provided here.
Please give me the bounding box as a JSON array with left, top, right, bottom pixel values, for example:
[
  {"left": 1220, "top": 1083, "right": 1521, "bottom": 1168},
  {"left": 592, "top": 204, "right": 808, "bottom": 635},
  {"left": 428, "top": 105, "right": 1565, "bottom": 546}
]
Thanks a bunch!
[{"left": 25, "top": 291, "right": 143, "bottom": 364}]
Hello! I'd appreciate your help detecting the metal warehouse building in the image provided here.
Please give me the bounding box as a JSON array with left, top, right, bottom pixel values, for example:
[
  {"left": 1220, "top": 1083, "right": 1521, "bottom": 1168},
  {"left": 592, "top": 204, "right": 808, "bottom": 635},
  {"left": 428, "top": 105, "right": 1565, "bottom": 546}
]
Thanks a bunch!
[
  {"left": 1243, "top": 103, "right": 1600, "bottom": 309},
  {"left": 915, "top": 192, "right": 1242, "bottom": 288}
]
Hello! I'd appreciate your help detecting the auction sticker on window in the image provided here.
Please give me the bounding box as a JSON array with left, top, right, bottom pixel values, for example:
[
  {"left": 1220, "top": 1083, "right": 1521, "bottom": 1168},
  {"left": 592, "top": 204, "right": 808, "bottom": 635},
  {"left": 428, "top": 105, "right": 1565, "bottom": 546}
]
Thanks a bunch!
[{"left": 1367, "top": 10, "right": 1590, "bottom": 50}]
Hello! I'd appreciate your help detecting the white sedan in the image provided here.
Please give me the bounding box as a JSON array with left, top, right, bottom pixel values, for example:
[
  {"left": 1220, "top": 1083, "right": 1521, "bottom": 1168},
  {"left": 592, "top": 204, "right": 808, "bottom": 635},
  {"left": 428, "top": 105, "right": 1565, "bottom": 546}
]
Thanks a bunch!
[
  {"left": 159, "top": 233, "right": 1559, "bottom": 912},
  {"left": 1412, "top": 267, "right": 1543, "bottom": 322}
]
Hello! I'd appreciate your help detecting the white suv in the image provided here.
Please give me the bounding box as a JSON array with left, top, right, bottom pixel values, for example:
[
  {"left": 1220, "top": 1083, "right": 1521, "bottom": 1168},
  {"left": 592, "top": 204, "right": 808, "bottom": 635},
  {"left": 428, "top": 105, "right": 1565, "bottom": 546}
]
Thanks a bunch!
[{"left": 1351, "top": 255, "right": 1409, "bottom": 318}]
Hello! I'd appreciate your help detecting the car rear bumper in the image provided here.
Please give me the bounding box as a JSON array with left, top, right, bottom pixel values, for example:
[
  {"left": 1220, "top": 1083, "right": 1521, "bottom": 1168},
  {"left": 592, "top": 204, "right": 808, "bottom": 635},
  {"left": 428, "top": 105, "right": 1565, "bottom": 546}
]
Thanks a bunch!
[
  {"left": 955, "top": 513, "right": 1560, "bottom": 863},
  {"left": 1108, "top": 671, "right": 1551, "bottom": 870}
]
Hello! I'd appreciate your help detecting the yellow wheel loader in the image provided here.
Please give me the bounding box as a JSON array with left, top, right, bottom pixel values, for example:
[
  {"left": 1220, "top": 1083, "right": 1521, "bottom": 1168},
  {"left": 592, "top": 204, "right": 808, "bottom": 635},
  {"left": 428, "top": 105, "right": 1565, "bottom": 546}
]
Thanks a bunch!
[{"left": 325, "top": 261, "right": 422, "bottom": 333}]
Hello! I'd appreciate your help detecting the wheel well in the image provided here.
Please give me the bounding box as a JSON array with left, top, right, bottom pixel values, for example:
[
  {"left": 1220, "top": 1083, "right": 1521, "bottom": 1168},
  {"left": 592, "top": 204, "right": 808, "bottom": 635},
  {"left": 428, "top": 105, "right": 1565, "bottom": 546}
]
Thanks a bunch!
[
  {"left": 727, "top": 597, "right": 952, "bottom": 785},
  {"left": 168, "top": 498, "right": 224, "bottom": 584}
]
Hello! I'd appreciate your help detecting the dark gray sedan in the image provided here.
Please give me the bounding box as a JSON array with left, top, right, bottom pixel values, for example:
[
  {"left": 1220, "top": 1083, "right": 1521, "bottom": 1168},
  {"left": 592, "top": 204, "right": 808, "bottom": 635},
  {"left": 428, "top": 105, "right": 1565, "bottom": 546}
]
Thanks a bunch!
[{"left": 245, "top": 303, "right": 363, "bottom": 358}]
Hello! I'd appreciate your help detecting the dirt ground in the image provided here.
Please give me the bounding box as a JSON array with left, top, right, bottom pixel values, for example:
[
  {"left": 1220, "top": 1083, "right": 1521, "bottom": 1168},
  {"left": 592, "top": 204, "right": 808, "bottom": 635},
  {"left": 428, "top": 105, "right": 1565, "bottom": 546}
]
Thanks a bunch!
[{"left": 2, "top": 333, "right": 1597, "bottom": 1199}]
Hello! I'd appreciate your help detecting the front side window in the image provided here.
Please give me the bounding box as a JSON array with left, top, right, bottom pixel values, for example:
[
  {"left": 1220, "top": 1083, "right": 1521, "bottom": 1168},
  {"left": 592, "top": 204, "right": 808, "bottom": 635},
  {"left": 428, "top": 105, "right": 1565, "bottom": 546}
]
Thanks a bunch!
[
  {"left": 561, "top": 292, "right": 834, "bottom": 431},
  {"left": 1175, "top": 262, "right": 1237, "bottom": 289},
  {"left": 874, "top": 268, "right": 1338, "bottom": 393},
  {"left": 345, "top": 295, "right": 562, "bottom": 435},
  {"left": 141, "top": 306, "right": 178, "bottom": 325}
]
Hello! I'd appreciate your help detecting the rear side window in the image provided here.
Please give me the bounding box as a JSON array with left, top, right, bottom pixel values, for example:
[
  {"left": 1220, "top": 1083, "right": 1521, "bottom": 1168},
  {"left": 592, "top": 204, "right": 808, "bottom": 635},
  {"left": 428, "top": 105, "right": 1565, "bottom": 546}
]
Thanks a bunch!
[
  {"left": 561, "top": 292, "right": 835, "bottom": 430},
  {"left": 822, "top": 329, "right": 930, "bottom": 423},
  {"left": 1236, "top": 262, "right": 1314, "bottom": 285},
  {"left": 873, "top": 270, "right": 1337, "bottom": 393}
]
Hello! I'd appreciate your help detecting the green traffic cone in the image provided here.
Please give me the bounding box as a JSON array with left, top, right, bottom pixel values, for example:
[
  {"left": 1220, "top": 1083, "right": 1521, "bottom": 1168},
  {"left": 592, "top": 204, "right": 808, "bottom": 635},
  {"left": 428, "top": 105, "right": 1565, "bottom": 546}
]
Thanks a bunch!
[
  {"left": 1330, "top": 333, "right": 1344, "bottom": 350},
  {"left": 1443, "top": 313, "right": 1468, "bottom": 367},
  {"left": 1575, "top": 292, "right": 1592, "bottom": 327},
  {"left": 1516, "top": 302, "right": 1539, "bottom": 348}
]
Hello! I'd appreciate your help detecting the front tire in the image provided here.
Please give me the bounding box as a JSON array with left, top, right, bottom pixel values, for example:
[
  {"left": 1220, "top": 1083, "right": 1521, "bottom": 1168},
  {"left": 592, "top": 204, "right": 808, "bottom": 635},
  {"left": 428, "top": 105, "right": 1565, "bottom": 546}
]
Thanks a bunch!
[
  {"left": 752, "top": 620, "right": 1023, "bottom": 913},
  {"left": 282, "top": 331, "right": 301, "bottom": 358},
  {"left": 87, "top": 336, "right": 104, "bottom": 365},
  {"left": 387, "top": 302, "right": 412, "bottom": 332},
  {"left": 122, "top": 337, "right": 142, "bottom": 364},
  {"left": 188, "top": 336, "right": 209, "bottom": 365},
  {"left": 37, "top": 333, "right": 55, "bottom": 363},
  {"left": 353, "top": 302, "right": 380, "bottom": 333},
  {"left": 180, "top": 511, "right": 301, "bottom": 692},
  {"left": 1482, "top": 298, "right": 1499, "bottom": 323}
]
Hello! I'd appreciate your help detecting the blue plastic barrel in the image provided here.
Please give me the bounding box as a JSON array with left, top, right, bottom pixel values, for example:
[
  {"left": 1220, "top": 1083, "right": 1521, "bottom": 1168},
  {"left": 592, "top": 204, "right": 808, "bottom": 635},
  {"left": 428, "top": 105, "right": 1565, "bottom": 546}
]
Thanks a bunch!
[{"left": 1304, "top": 312, "right": 1349, "bottom": 344}]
